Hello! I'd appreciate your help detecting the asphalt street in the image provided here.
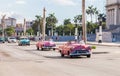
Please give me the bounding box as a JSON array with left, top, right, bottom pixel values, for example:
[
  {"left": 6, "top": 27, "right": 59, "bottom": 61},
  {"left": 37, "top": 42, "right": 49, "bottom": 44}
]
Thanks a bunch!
[{"left": 0, "top": 42, "right": 120, "bottom": 76}]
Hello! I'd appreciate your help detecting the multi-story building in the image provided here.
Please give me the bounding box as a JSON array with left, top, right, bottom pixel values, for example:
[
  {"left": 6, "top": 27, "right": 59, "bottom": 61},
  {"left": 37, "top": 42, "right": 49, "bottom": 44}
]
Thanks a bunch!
[
  {"left": 26, "top": 20, "right": 34, "bottom": 29},
  {"left": 15, "top": 20, "right": 34, "bottom": 36},
  {"left": 4, "top": 17, "right": 16, "bottom": 28},
  {"left": 106, "top": 0, "right": 120, "bottom": 41}
]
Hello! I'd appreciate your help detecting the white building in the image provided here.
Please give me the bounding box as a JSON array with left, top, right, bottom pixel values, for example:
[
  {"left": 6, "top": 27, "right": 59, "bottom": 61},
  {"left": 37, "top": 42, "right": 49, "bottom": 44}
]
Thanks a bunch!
[
  {"left": 26, "top": 20, "right": 34, "bottom": 29},
  {"left": 106, "top": 0, "right": 120, "bottom": 41},
  {"left": 4, "top": 17, "right": 16, "bottom": 28}
]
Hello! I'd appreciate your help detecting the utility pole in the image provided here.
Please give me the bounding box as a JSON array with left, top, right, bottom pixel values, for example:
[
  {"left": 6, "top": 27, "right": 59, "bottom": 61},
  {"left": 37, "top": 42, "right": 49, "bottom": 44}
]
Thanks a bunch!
[
  {"left": 1, "top": 15, "right": 6, "bottom": 38},
  {"left": 82, "top": 0, "right": 87, "bottom": 44},
  {"left": 42, "top": 7, "right": 46, "bottom": 40},
  {"left": 23, "top": 18, "right": 26, "bottom": 36}
]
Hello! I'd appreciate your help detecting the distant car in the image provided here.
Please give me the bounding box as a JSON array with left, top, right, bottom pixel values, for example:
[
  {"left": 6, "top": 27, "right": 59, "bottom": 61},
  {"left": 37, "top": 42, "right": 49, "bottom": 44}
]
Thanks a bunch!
[
  {"left": 36, "top": 39, "right": 56, "bottom": 50},
  {"left": 58, "top": 40, "right": 92, "bottom": 58},
  {"left": 0, "top": 37, "right": 5, "bottom": 43},
  {"left": 8, "top": 37, "right": 17, "bottom": 43},
  {"left": 18, "top": 37, "right": 30, "bottom": 46}
]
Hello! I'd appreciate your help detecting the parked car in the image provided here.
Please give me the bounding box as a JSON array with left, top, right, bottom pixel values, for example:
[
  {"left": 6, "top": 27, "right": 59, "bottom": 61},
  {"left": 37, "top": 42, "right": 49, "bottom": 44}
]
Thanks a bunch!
[
  {"left": 8, "top": 37, "right": 17, "bottom": 43},
  {"left": 0, "top": 37, "right": 5, "bottom": 43},
  {"left": 18, "top": 37, "right": 30, "bottom": 46},
  {"left": 58, "top": 40, "right": 92, "bottom": 58},
  {"left": 36, "top": 39, "right": 56, "bottom": 50}
]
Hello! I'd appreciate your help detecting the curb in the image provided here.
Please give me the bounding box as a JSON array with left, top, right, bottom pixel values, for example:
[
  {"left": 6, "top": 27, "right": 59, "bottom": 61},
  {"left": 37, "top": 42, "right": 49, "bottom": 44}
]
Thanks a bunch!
[
  {"left": 87, "top": 42, "right": 120, "bottom": 47},
  {"left": 30, "top": 41, "right": 120, "bottom": 47}
]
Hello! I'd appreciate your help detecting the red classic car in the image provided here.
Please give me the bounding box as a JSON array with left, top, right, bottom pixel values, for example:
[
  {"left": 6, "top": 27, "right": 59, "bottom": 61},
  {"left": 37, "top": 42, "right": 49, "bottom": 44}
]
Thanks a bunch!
[
  {"left": 58, "top": 40, "right": 92, "bottom": 58},
  {"left": 36, "top": 39, "right": 56, "bottom": 51}
]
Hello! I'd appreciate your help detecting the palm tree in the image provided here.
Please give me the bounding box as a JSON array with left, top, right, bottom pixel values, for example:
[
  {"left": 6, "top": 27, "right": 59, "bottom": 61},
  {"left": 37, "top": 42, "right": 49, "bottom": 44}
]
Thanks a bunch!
[
  {"left": 63, "top": 19, "right": 74, "bottom": 35},
  {"left": 98, "top": 13, "right": 106, "bottom": 29},
  {"left": 73, "top": 15, "right": 82, "bottom": 24},
  {"left": 94, "top": 7, "right": 99, "bottom": 23},
  {"left": 63, "top": 18, "right": 71, "bottom": 25},
  {"left": 32, "top": 15, "right": 42, "bottom": 35},
  {"left": 35, "top": 15, "right": 43, "bottom": 33},
  {"left": 46, "top": 13, "right": 58, "bottom": 36},
  {"left": 86, "top": 5, "right": 95, "bottom": 22}
]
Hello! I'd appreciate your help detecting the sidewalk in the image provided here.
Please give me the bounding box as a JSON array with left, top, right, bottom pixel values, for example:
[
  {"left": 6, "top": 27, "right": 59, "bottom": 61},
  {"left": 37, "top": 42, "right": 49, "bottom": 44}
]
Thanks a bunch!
[
  {"left": 31, "top": 41, "right": 120, "bottom": 47},
  {"left": 87, "top": 42, "right": 120, "bottom": 47}
]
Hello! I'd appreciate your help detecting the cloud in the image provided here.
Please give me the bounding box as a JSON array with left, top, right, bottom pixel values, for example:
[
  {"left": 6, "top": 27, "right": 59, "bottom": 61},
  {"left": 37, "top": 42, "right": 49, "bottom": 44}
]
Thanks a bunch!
[
  {"left": 51, "top": 0, "right": 76, "bottom": 6},
  {"left": 16, "top": 0, "right": 26, "bottom": 4},
  {"left": 0, "top": 12, "right": 24, "bottom": 23}
]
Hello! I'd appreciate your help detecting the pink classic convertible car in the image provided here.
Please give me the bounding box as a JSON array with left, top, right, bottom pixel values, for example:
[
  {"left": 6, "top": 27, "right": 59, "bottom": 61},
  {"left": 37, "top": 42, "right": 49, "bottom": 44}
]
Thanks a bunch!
[
  {"left": 36, "top": 39, "right": 56, "bottom": 51},
  {"left": 58, "top": 40, "right": 92, "bottom": 58}
]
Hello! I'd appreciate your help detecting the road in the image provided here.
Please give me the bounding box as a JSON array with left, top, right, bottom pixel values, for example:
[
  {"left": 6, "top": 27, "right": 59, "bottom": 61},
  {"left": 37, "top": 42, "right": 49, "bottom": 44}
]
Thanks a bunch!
[{"left": 0, "top": 42, "right": 120, "bottom": 76}]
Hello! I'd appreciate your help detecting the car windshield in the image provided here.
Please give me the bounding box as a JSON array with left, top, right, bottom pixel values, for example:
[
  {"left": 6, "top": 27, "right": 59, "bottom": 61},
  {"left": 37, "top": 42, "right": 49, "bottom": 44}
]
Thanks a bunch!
[
  {"left": 9, "top": 38, "right": 16, "bottom": 39},
  {"left": 20, "top": 38, "right": 28, "bottom": 40},
  {"left": 0, "top": 37, "right": 4, "bottom": 39},
  {"left": 80, "top": 40, "right": 85, "bottom": 44}
]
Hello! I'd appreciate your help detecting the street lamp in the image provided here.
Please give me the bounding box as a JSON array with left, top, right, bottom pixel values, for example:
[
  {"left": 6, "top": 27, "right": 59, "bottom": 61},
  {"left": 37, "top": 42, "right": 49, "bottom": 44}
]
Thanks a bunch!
[
  {"left": 75, "top": 21, "right": 78, "bottom": 40},
  {"left": 98, "top": 18, "right": 102, "bottom": 43}
]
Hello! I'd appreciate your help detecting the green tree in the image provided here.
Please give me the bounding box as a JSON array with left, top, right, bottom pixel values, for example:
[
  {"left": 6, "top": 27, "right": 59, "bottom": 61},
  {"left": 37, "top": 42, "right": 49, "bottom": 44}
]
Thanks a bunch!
[
  {"left": 73, "top": 15, "right": 82, "bottom": 23},
  {"left": 63, "top": 19, "right": 71, "bottom": 25},
  {"left": 94, "top": 7, "right": 99, "bottom": 23},
  {"left": 86, "top": 5, "right": 95, "bottom": 22},
  {"left": 26, "top": 28, "right": 34, "bottom": 35},
  {"left": 32, "top": 15, "right": 42, "bottom": 35},
  {"left": 56, "top": 25, "right": 64, "bottom": 36},
  {"left": 5, "top": 27, "right": 15, "bottom": 36},
  {"left": 86, "top": 22, "right": 98, "bottom": 34},
  {"left": 98, "top": 13, "right": 106, "bottom": 29},
  {"left": 65, "top": 24, "right": 74, "bottom": 36},
  {"left": 46, "top": 13, "right": 58, "bottom": 36},
  {"left": 63, "top": 18, "right": 75, "bottom": 35}
]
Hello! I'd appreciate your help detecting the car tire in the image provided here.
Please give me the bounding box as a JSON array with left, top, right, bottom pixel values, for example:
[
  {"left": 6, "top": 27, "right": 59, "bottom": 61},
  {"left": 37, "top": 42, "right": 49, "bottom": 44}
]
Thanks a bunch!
[
  {"left": 19, "top": 44, "right": 22, "bottom": 46},
  {"left": 60, "top": 51, "right": 64, "bottom": 57},
  {"left": 53, "top": 48, "right": 55, "bottom": 51},
  {"left": 41, "top": 48, "right": 44, "bottom": 51},
  {"left": 87, "top": 55, "right": 91, "bottom": 58},
  {"left": 37, "top": 47, "right": 39, "bottom": 50},
  {"left": 68, "top": 51, "right": 72, "bottom": 58},
  {"left": 61, "top": 53, "right": 64, "bottom": 57}
]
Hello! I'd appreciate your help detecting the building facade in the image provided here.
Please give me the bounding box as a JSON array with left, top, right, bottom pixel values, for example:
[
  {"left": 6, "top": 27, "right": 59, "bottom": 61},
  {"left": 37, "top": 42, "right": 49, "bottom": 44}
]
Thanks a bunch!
[
  {"left": 106, "top": 0, "right": 120, "bottom": 41},
  {"left": 4, "top": 17, "right": 16, "bottom": 28},
  {"left": 26, "top": 20, "right": 34, "bottom": 29}
]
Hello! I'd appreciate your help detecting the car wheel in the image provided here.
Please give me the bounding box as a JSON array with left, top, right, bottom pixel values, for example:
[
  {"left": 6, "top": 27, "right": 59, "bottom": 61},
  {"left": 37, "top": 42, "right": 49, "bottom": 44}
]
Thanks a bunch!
[
  {"left": 61, "top": 53, "right": 64, "bottom": 57},
  {"left": 19, "top": 44, "right": 21, "bottom": 46},
  {"left": 37, "top": 47, "right": 39, "bottom": 50},
  {"left": 53, "top": 48, "right": 55, "bottom": 50},
  {"left": 60, "top": 51, "right": 64, "bottom": 57},
  {"left": 41, "top": 48, "right": 44, "bottom": 51},
  {"left": 68, "top": 51, "right": 72, "bottom": 58},
  {"left": 87, "top": 55, "right": 91, "bottom": 58}
]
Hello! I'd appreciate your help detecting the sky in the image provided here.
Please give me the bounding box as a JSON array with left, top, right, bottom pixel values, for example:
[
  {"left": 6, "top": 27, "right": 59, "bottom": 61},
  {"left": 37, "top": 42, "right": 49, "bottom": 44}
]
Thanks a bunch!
[{"left": 0, "top": 0, "right": 106, "bottom": 24}]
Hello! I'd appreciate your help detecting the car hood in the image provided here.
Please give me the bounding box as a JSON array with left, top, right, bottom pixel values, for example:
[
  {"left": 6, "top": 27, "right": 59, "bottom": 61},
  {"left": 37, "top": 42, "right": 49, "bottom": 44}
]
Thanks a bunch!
[
  {"left": 37, "top": 41, "right": 55, "bottom": 46},
  {"left": 20, "top": 39, "right": 30, "bottom": 42},
  {"left": 67, "top": 43, "right": 91, "bottom": 50}
]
